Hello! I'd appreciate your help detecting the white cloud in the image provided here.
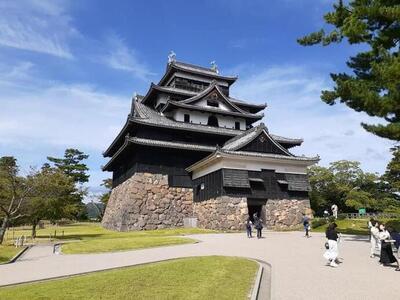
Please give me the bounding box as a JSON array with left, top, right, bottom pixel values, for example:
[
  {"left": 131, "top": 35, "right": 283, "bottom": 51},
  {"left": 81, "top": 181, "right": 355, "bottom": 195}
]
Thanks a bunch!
[
  {"left": 230, "top": 64, "right": 394, "bottom": 174},
  {"left": 0, "top": 0, "right": 77, "bottom": 58},
  {"left": 0, "top": 61, "right": 131, "bottom": 190},
  {"left": 100, "top": 34, "right": 154, "bottom": 80}
]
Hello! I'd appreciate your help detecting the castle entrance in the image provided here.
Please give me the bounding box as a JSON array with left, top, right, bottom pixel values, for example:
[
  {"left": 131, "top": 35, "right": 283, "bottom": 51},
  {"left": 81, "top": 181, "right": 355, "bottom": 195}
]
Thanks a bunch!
[{"left": 247, "top": 198, "right": 267, "bottom": 223}]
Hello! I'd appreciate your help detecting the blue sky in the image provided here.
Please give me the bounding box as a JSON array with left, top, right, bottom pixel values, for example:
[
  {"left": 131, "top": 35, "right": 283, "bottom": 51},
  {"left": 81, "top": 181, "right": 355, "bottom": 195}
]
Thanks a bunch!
[{"left": 0, "top": 0, "right": 394, "bottom": 196}]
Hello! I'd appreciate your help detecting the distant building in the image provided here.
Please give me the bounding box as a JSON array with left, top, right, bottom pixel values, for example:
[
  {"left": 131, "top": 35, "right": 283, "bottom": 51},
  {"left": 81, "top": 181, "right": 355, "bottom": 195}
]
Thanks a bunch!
[{"left": 102, "top": 58, "right": 318, "bottom": 231}]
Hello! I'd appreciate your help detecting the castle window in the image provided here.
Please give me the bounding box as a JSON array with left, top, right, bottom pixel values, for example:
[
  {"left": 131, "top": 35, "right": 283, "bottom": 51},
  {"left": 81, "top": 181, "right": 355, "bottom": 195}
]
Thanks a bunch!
[
  {"left": 207, "top": 115, "right": 219, "bottom": 127},
  {"left": 184, "top": 114, "right": 190, "bottom": 123},
  {"left": 235, "top": 121, "right": 240, "bottom": 130},
  {"left": 207, "top": 100, "right": 219, "bottom": 108}
]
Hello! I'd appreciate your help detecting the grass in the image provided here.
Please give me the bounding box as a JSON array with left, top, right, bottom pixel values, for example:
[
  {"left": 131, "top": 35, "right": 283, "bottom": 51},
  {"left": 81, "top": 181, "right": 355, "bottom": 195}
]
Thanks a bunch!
[
  {"left": 0, "top": 256, "right": 258, "bottom": 300},
  {"left": 312, "top": 218, "right": 400, "bottom": 235},
  {"left": 3, "top": 223, "right": 216, "bottom": 254},
  {"left": 0, "top": 244, "right": 20, "bottom": 264}
]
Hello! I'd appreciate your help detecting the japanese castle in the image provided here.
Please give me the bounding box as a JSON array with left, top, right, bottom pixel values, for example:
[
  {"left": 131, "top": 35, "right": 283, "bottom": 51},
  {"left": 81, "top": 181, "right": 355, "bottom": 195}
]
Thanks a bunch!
[{"left": 102, "top": 53, "right": 319, "bottom": 231}]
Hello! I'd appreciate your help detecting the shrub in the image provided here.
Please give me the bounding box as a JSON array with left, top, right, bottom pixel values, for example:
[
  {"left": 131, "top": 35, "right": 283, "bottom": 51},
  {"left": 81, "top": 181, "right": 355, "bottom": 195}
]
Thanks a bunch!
[{"left": 311, "top": 218, "right": 327, "bottom": 228}]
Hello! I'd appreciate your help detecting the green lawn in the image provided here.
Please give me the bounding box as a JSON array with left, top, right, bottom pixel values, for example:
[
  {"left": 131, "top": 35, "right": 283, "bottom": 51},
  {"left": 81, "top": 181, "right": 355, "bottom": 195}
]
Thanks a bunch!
[
  {"left": 3, "top": 223, "right": 216, "bottom": 254},
  {"left": 0, "top": 244, "right": 20, "bottom": 264},
  {"left": 0, "top": 256, "right": 258, "bottom": 300},
  {"left": 312, "top": 218, "right": 400, "bottom": 235}
]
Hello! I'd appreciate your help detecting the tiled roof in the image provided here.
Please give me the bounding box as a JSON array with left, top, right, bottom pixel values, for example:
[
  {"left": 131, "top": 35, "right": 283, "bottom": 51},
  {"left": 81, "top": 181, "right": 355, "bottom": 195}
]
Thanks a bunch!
[
  {"left": 132, "top": 100, "right": 243, "bottom": 135},
  {"left": 127, "top": 137, "right": 215, "bottom": 152},
  {"left": 162, "top": 100, "right": 264, "bottom": 119},
  {"left": 186, "top": 149, "right": 320, "bottom": 172},
  {"left": 103, "top": 136, "right": 215, "bottom": 171},
  {"left": 172, "top": 61, "right": 238, "bottom": 80},
  {"left": 103, "top": 99, "right": 303, "bottom": 157},
  {"left": 158, "top": 61, "right": 238, "bottom": 87},
  {"left": 221, "top": 149, "right": 319, "bottom": 162},
  {"left": 222, "top": 123, "right": 294, "bottom": 156}
]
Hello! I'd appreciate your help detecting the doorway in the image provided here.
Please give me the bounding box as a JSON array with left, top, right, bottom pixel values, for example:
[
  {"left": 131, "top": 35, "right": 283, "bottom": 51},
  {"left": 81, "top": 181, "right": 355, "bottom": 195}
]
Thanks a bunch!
[
  {"left": 248, "top": 204, "right": 262, "bottom": 222},
  {"left": 247, "top": 198, "right": 267, "bottom": 223}
]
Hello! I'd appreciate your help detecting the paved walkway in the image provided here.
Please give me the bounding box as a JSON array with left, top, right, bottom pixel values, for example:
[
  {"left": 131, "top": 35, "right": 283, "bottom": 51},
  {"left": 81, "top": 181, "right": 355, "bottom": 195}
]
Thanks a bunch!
[{"left": 0, "top": 231, "right": 399, "bottom": 299}]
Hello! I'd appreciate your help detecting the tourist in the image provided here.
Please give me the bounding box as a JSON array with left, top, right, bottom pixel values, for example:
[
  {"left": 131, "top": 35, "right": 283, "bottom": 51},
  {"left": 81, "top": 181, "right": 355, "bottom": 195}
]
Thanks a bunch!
[
  {"left": 370, "top": 221, "right": 380, "bottom": 258},
  {"left": 368, "top": 218, "right": 375, "bottom": 230},
  {"left": 253, "top": 213, "right": 263, "bottom": 239},
  {"left": 323, "top": 223, "right": 340, "bottom": 267},
  {"left": 378, "top": 224, "right": 398, "bottom": 268},
  {"left": 386, "top": 227, "right": 400, "bottom": 271},
  {"left": 302, "top": 214, "right": 310, "bottom": 238},
  {"left": 246, "top": 219, "right": 252, "bottom": 238},
  {"left": 331, "top": 204, "right": 338, "bottom": 219}
]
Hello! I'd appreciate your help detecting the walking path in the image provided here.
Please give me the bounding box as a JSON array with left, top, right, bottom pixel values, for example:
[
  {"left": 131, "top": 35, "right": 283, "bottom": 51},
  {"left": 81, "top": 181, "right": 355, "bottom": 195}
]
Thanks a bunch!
[{"left": 0, "top": 231, "right": 399, "bottom": 299}]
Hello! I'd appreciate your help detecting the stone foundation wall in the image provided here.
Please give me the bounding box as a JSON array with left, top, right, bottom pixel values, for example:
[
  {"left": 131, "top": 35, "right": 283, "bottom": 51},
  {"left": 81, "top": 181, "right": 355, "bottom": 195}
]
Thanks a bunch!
[
  {"left": 264, "top": 199, "right": 312, "bottom": 229},
  {"left": 102, "top": 173, "right": 193, "bottom": 231},
  {"left": 193, "top": 196, "right": 248, "bottom": 230}
]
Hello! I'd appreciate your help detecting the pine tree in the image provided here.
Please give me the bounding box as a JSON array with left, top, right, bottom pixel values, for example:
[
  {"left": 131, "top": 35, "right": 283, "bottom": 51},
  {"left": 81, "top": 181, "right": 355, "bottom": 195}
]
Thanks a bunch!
[
  {"left": 47, "top": 149, "right": 90, "bottom": 184},
  {"left": 298, "top": 0, "right": 400, "bottom": 141}
]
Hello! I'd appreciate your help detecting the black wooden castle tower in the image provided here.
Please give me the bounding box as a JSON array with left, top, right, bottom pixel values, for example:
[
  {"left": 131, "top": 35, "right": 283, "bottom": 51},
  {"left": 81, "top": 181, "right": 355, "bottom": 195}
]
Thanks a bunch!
[{"left": 102, "top": 54, "right": 319, "bottom": 231}]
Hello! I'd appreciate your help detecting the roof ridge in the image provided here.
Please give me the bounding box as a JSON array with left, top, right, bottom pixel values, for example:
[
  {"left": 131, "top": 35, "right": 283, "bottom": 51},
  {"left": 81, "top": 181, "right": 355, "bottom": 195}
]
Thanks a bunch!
[
  {"left": 173, "top": 60, "right": 215, "bottom": 72},
  {"left": 222, "top": 124, "right": 261, "bottom": 148}
]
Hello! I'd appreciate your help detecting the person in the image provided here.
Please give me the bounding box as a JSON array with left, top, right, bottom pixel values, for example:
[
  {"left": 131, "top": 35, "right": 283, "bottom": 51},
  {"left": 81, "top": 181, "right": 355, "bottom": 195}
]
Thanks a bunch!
[
  {"left": 246, "top": 219, "right": 252, "bottom": 238},
  {"left": 302, "top": 214, "right": 310, "bottom": 238},
  {"left": 323, "top": 209, "right": 330, "bottom": 218},
  {"left": 323, "top": 223, "right": 340, "bottom": 267},
  {"left": 378, "top": 224, "right": 398, "bottom": 268},
  {"left": 370, "top": 221, "right": 380, "bottom": 258},
  {"left": 331, "top": 204, "right": 338, "bottom": 219},
  {"left": 386, "top": 227, "right": 400, "bottom": 271},
  {"left": 368, "top": 218, "right": 375, "bottom": 230},
  {"left": 253, "top": 213, "right": 263, "bottom": 239}
]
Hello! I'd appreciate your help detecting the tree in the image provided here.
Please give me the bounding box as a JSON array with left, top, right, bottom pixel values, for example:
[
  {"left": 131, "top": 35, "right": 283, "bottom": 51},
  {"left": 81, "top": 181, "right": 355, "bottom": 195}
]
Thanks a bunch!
[
  {"left": 47, "top": 149, "right": 89, "bottom": 217},
  {"left": 307, "top": 160, "right": 392, "bottom": 215},
  {"left": 298, "top": 0, "right": 400, "bottom": 141},
  {"left": 26, "top": 167, "right": 78, "bottom": 238},
  {"left": 345, "top": 189, "right": 377, "bottom": 210},
  {"left": 47, "top": 149, "right": 90, "bottom": 184},
  {"left": 0, "top": 157, "right": 31, "bottom": 244},
  {"left": 100, "top": 178, "right": 112, "bottom": 207},
  {"left": 384, "top": 145, "right": 400, "bottom": 192}
]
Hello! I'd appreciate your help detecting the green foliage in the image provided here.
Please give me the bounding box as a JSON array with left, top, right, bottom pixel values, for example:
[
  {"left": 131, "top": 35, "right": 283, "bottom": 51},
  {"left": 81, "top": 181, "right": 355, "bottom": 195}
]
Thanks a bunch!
[
  {"left": 298, "top": 0, "right": 400, "bottom": 141},
  {"left": 345, "top": 189, "right": 376, "bottom": 210},
  {"left": 47, "top": 149, "right": 90, "bottom": 184},
  {"left": 26, "top": 167, "right": 79, "bottom": 236},
  {"left": 308, "top": 160, "right": 400, "bottom": 215},
  {"left": 100, "top": 178, "right": 112, "bottom": 206},
  {"left": 384, "top": 145, "right": 400, "bottom": 192}
]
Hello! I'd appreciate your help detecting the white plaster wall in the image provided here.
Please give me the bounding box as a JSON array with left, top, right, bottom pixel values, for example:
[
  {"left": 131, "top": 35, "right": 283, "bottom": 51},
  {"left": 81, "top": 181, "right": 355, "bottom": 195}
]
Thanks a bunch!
[
  {"left": 192, "top": 157, "right": 309, "bottom": 179},
  {"left": 195, "top": 99, "right": 230, "bottom": 112},
  {"left": 171, "top": 108, "right": 245, "bottom": 129}
]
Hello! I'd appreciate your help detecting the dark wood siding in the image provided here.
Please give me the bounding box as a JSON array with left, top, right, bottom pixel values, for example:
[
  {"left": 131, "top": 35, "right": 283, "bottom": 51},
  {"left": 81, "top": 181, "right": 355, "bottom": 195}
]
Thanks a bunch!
[
  {"left": 239, "top": 132, "right": 288, "bottom": 155},
  {"left": 111, "top": 145, "right": 207, "bottom": 188},
  {"left": 193, "top": 170, "right": 223, "bottom": 202}
]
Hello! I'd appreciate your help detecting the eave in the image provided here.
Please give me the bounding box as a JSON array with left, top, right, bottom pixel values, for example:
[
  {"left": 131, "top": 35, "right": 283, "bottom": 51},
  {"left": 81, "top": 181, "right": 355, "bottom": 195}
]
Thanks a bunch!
[
  {"left": 158, "top": 61, "right": 238, "bottom": 87},
  {"left": 103, "top": 136, "right": 215, "bottom": 171},
  {"left": 162, "top": 101, "right": 264, "bottom": 120},
  {"left": 186, "top": 149, "right": 320, "bottom": 173}
]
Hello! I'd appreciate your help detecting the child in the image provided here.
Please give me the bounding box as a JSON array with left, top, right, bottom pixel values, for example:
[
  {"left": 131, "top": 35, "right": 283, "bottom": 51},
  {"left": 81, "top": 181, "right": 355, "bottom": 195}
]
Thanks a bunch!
[{"left": 246, "top": 219, "right": 252, "bottom": 238}]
